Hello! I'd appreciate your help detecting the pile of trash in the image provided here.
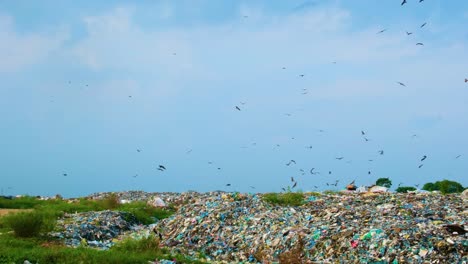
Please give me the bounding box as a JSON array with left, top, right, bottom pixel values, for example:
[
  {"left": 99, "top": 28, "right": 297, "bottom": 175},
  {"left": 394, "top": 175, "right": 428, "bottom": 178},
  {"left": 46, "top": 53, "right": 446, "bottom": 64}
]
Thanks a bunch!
[
  {"left": 150, "top": 192, "right": 467, "bottom": 263},
  {"left": 50, "top": 210, "right": 143, "bottom": 249}
]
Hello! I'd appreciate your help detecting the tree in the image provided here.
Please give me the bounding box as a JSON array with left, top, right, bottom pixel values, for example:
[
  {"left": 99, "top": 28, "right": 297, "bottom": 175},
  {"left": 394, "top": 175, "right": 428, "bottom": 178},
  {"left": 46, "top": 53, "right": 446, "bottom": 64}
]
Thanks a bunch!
[
  {"left": 375, "top": 178, "right": 392, "bottom": 188},
  {"left": 422, "top": 180, "right": 465, "bottom": 194},
  {"left": 395, "top": 186, "right": 416, "bottom": 193}
]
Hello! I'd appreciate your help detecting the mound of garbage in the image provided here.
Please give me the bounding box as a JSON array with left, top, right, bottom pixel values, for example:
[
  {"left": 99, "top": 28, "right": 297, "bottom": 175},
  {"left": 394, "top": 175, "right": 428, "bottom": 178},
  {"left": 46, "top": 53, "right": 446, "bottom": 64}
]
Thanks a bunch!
[{"left": 151, "top": 192, "right": 467, "bottom": 263}]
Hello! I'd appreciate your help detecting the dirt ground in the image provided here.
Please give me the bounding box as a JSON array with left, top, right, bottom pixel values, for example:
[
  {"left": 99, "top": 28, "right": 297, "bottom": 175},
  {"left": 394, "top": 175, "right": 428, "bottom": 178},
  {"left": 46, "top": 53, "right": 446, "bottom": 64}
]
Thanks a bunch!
[{"left": 0, "top": 209, "right": 32, "bottom": 217}]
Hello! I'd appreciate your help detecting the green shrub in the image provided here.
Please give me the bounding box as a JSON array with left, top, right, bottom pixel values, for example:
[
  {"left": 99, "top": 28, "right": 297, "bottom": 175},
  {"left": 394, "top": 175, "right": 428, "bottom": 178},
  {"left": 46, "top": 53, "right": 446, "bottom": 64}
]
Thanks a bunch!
[
  {"left": 3, "top": 211, "right": 56, "bottom": 238},
  {"left": 262, "top": 192, "right": 304, "bottom": 206},
  {"left": 395, "top": 186, "right": 416, "bottom": 193},
  {"left": 376, "top": 178, "right": 392, "bottom": 188},
  {"left": 422, "top": 180, "right": 465, "bottom": 194},
  {"left": 100, "top": 193, "right": 121, "bottom": 210},
  {"left": 112, "top": 236, "right": 160, "bottom": 253}
]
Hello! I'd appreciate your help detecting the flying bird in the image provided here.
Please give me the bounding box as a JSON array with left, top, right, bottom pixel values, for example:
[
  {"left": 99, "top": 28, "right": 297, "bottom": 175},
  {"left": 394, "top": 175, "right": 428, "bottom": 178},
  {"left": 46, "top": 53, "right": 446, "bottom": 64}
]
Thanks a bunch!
[
  {"left": 401, "top": 0, "right": 407, "bottom": 5},
  {"left": 306, "top": 145, "right": 313, "bottom": 149},
  {"left": 133, "top": 174, "right": 138, "bottom": 178},
  {"left": 455, "top": 155, "right": 461, "bottom": 159},
  {"left": 420, "top": 22, "right": 427, "bottom": 28},
  {"left": 406, "top": 31, "right": 413, "bottom": 35},
  {"left": 158, "top": 165, "right": 166, "bottom": 171},
  {"left": 418, "top": 164, "right": 424, "bottom": 168},
  {"left": 397, "top": 82, "right": 406, "bottom": 87},
  {"left": 361, "top": 131, "right": 366, "bottom": 135},
  {"left": 378, "top": 150, "right": 384, "bottom": 155},
  {"left": 63, "top": 173, "right": 68, "bottom": 177},
  {"left": 310, "top": 168, "right": 319, "bottom": 175},
  {"left": 336, "top": 157, "right": 344, "bottom": 160},
  {"left": 226, "top": 184, "right": 231, "bottom": 186},
  {"left": 421, "top": 155, "right": 427, "bottom": 161},
  {"left": 416, "top": 42, "right": 424, "bottom": 46},
  {"left": 136, "top": 149, "right": 141, "bottom": 152},
  {"left": 299, "top": 74, "right": 305, "bottom": 77},
  {"left": 282, "top": 67, "right": 286, "bottom": 69},
  {"left": 292, "top": 182, "right": 297, "bottom": 188},
  {"left": 464, "top": 78, "right": 467, "bottom": 83},
  {"left": 364, "top": 137, "right": 370, "bottom": 142},
  {"left": 235, "top": 106, "right": 241, "bottom": 111},
  {"left": 419, "top": 0, "right": 424, "bottom": 2},
  {"left": 286, "top": 160, "right": 296, "bottom": 166},
  {"left": 186, "top": 149, "right": 193, "bottom": 154},
  {"left": 377, "top": 29, "right": 387, "bottom": 34},
  {"left": 249, "top": 186, "right": 256, "bottom": 189},
  {"left": 329, "top": 171, "right": 332, "bottom": 175},
  {"left": 291, "top": 176, "right": 295, "bottom": 182}
]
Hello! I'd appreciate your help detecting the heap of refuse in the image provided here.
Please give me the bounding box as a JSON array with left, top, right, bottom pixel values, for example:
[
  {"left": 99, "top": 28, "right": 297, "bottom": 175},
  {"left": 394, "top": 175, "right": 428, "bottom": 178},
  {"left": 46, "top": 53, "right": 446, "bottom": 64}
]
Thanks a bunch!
[
  {"left": 150, "top": 192, "right": 467, "bottom": 263},
  {"left": 50, "top": 210, "right": 143, "bottom": 249}
]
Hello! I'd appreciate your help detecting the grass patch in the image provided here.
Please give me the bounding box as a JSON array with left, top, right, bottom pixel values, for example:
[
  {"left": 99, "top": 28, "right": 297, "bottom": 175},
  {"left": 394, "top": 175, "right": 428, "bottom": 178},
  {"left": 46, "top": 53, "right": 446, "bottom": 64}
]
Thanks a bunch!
[
  {"left": 262, "top": 192, "right": 304, "bottom": 206},
  {"left": 0, "top": 233, "right": 206, "bottom": 264},
  {"left": 2, "top": 211, "right": 56, "bottom": 238},
  {"left": 0, "top": 196, "right": 176, "bottom": 225}
]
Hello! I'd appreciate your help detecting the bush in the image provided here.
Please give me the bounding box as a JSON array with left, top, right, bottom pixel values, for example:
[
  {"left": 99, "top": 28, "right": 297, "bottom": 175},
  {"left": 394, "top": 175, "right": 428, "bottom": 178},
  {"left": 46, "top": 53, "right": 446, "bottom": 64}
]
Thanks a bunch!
[
  {"left": 395, "top": 186, "right": 416, "bottom": 193},
  {"left": 3, "top": 211, "right": 56, "bottom": 238},
  {"left": 262, "top": 192, "right": 304, "bottom": 206},
  {"left": 100, "top": 193, "right": 121, "bottom": 209},
  {"left": 376, "top": 178, "right": 392, "bottom": 188},
  {"left": 422, "top": 180, "right": 465, "bottom": 194}
]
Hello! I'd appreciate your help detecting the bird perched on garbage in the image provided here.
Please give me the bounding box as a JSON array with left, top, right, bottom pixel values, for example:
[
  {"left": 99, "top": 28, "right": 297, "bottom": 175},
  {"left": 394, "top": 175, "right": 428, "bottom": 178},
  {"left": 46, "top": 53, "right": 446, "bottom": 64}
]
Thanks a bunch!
[{"left": 443, "top": 224, "right": 467, "bottom": 235}]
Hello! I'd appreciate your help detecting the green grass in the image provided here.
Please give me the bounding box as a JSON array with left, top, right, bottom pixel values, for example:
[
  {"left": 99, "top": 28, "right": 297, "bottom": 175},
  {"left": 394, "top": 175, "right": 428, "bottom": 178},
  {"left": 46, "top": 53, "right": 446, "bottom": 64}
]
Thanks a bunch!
[
  {"left": 0, "top": 234, "right": 206, "bottom": 264},
  {"left": 262, "top": 192, "right": 305, "bottom": 206},
  {"left": 0, "top": 196, "right": 175, "bottom": 225},
  {"left": 2, "top": 211, "right": 56, "bottom": 238}
]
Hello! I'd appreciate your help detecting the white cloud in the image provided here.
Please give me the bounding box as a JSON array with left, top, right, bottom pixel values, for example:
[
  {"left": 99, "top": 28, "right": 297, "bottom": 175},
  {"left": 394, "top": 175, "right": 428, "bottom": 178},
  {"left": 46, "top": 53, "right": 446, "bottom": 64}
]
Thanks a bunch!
[{"left": 0, "top": 15, "right": 68, "bottom": 73}]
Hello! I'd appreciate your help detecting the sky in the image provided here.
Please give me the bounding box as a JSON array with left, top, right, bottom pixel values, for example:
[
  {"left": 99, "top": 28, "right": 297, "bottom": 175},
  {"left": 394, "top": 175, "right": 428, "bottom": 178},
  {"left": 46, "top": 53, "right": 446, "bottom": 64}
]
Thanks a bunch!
[{"left": 0, "top": 0, "right": 467, "bottom": 198}]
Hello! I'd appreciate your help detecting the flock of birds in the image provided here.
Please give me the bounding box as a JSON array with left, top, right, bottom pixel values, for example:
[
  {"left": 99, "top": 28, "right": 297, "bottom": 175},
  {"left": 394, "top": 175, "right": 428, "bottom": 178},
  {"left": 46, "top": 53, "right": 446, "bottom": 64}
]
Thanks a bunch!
[{"left": 57, "top": 0, "right": 467, "bottom": 193}]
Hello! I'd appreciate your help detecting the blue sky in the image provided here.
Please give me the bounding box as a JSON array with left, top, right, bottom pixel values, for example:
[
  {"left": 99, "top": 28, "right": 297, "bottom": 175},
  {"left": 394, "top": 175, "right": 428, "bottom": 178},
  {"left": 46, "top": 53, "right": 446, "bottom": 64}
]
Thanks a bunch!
[{"left": 1, "top": 0, "right": 467, "bottom": 197}]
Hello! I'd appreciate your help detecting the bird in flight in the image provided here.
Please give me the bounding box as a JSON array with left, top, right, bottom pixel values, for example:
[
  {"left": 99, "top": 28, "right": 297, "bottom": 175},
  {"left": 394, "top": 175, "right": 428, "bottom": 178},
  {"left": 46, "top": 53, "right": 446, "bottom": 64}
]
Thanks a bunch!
[
  {"left": 378, "top": 150, "right": 384, "bottom": 155},
  {"left": 291, "top": 176, "right": 295, "bottom": 182},
  {"left": 310, "top": 168, "right": 319, "bottom": 175},
  {"left": 282, "top": 67, "right": 286, "bottom": 70},
  {"left": 455, "top": 155, "right": 462, "bottom": 159},
  {"left": 299, "top": 74, "right": 305, "bottom": 77},
  {"left": 305, "top": 145, "right": 313, "bottom": 149},
  {"left": 133, "top": 174, "right": 138, "bottom": 178},
  {"left": 397, "top": 82, "right": 406, "bottom": 87},
  {"left": 235, "top": 106, "right": 241, "bottom": 111},
  {"left": 286, "top": 160, "right": 296, "bottom": 166},
  {"left": 418, "top": 164, "right": 424, "bottom": 168},
  {"left": 186, "top": 149, "right": 193, "bottom": 154},
  {"left": 364, "top": 137, "right": 370, "bottom": 142},
  {"left": 416, "top": 43, "right": 424, "bottom": 46},
  {"left": 63, "top": 173, "right": 68, "bottom": 177},
  {"left": 336, "top": 157, "right": 344, "bottom": 160},
  {"left": 421, "top": 155, "right": 427, "bottom": 161},
  {"left": 292, "top": 182, "right": 297, "bottom": 188},
  {"left": 464, "top": 78, "right": 467, "bottom": 83},
  {"left": 249, "top": 186, "right": 256, "bottom": 189},
  {"left": 361, "top": 130, "right": 366, "bottom": 135},
  {"left": 368, "top": 171, "right": 371, "bottom": 175},
  {"left": 401, "top": 0, "right": 407, "bottom": 5},
  {"left": 137, "top": 149, "right": 141, "bottom": 152},
  {"left": 377, "top": 29, "right": 387, "bottom": 34},
  {"left": 419, "top": 0, "right": 424, "bottom": 2},
  {"left": 406, "top": 31, "right": 413, "bottom": 35},
  {"left": 226, "top": 184, "right": 231, "bottom": 186},
  {"left": 157, "top": 165, "right": 166, "bottom": 171},
  {"left": 420, "top": 22, "right": 427, "bottom": 28}
]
